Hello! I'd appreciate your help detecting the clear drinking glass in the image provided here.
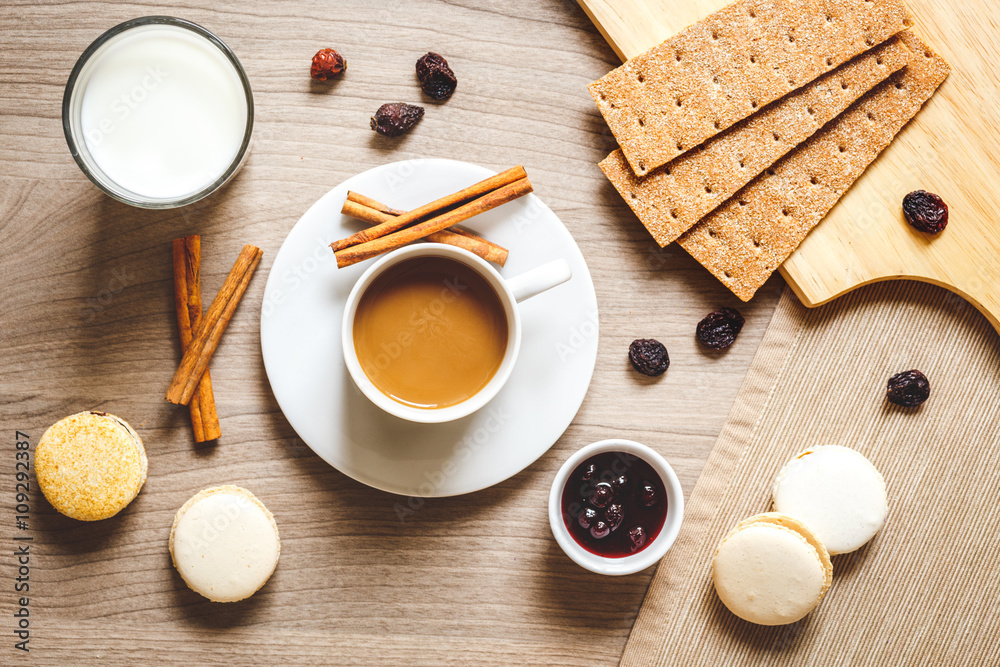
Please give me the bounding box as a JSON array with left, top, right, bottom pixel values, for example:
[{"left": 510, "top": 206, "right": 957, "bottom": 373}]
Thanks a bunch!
[{"left": 62, "top": 16, "right": 254, "bottom": 209}]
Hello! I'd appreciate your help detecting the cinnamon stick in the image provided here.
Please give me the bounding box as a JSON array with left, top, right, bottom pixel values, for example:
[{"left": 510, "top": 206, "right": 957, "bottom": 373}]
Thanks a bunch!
[
  {"left": 329, "top": 165, "right": 527, "bottom": 251},
  {"left": 345, "top": 191, "right": 406, "bottom": 216},
  {"left": 341, "top": 199, "right": 509, "bottom": 266},
  {"left": 172, "top": 236, "right": 222, "bottom": 441},
  {"left": 166, "top": 244, "right": 263, "bottom": 406},
  {"left": 334, "top": 177, "right": 531, "bottom": 268}
]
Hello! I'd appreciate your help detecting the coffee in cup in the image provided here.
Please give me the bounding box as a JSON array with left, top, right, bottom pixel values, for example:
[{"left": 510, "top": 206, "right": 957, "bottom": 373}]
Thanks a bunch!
[
  {"left": 342, "top": 243, "right": 572, "bottom": 423},
  {"left": 352, "top": 256, "right": 508, "bottom": 409}
]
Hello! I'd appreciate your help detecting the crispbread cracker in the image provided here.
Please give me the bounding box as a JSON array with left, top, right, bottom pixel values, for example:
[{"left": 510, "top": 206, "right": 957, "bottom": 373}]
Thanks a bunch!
[
  {"left": 677, "top": 31, "right": 950, "bottom": 301},
  {"left": 601, "top": 36, "right": 910, "bottom": 247},
  {"left": 590, "top": 0, "right": 914, "bottom": 177}
]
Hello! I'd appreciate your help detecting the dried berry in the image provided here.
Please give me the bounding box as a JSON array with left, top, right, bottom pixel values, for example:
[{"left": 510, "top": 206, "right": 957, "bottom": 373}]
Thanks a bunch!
[
  {"left": 590, "top": 520, "right": 611, "bottom": 540},
  {"left": 887, "top": 369, "right": 930, "bottom": 407},
  {"left": 311, "top": 48, "right": 346, "bottom": 81},
  {"left": 590, "top": 482, "right": 614, "bottom": 509},
  {"left": 627, "top": 525, "right": 647, "bottom": 552},
  {"left": 902, "top": 190, "right": 948, "bottom": 234},
  {"left": 370, "top": 103, "right": 424, "bottom": 137},
  {"left": 629, "top": 339, "right": 669, "bottom": 376},
  {"left": 696, "top": 307, "right": 745, "bottom": 350},
  {"left": 639, "top": 482, "right": 658, "bottom": 508},
  {"left": 604, "top": 503, "right": 624, "bottom": 532},
  {"left": 611, "top": 473, "right": 630, "bottom": 493},
  {"left": 416, "top": 52, "right": 457, "bottom": 100},
  {"left": 578, "top": 507, "right": 598, "bottom": 530}
]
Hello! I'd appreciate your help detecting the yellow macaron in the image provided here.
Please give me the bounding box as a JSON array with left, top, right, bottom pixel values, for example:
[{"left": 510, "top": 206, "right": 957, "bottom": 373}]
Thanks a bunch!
[
  {"left": 35, "top": 411, "right": 148, "bottom": 521},
  {"left": 712, "top": 512, "right": 833, "bottom": 625}
]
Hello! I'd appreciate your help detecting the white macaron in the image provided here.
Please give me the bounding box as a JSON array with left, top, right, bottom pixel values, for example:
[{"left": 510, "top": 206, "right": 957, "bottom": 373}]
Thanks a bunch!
[
  {"left": 713, "top": 512, "right": 833, "bottom": 625},
  {"left": 772, "top": 445, "right": 888, "bottom": 555},
  {"left": 169, "top": 486, "right": 280, "bottom": 603}
]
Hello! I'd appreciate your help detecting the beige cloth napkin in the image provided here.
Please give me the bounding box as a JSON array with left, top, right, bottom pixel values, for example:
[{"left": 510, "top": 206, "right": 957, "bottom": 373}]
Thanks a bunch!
[{"left": 621, "top": 282, "right": 1000, "bottom": 666}]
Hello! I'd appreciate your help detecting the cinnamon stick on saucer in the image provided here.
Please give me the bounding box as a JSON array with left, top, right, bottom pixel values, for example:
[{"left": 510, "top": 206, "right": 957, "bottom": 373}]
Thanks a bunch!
[
  {"left": 340, "top": 196, "right": 509, "bottom": 266},
  {"left": 172, "top": 236, "right": 222, "bottom": 441},
  {"left": 343, "top": 191, "right": 407, "bottom": 217},
  {"left": 334, "top": 177, "right": 532, "bottom": 268},
  {"left": 166, "top": 244, "right": 263, "bottom": 406},
  {"left": 329, "top": 165, "right": 527, "bottom": 252}
]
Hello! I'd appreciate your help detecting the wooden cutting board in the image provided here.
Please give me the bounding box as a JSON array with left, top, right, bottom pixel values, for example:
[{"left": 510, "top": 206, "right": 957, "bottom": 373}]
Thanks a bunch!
[{"left": 579, "top": 0, "right": 1000, "bottom": 333}]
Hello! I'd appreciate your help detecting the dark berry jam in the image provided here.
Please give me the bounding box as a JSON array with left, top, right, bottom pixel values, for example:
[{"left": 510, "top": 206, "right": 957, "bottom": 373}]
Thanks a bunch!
[{"left": 561, "top": 451, "right": 668, "bottom": 558}]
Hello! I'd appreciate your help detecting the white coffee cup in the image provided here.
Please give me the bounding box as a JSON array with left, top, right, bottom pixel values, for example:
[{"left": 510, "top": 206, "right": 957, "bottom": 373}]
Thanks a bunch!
[{"left": 342, "top": 243, "right": 572, "bottom": 423}]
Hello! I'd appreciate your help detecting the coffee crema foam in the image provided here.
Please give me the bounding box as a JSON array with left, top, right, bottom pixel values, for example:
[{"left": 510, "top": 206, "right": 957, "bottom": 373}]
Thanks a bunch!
[{"left": 353, "top": 257, "right": 508, "bottom": 409}]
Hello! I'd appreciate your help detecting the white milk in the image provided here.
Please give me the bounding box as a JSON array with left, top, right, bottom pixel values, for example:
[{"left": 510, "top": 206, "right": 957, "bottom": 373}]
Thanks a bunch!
[{"left": 79, "top": 25, "right": 248, "bottom": 200}]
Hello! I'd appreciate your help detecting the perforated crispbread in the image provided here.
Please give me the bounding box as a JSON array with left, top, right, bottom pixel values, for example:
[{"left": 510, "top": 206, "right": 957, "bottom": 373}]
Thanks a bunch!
[
  {"left": 600, "top": 36, "right": 910, "bottom": 247},
  {"left": 677, "top": 31, "right": 950, "bottom": 301},
  {"left": 589, "top": 0, "right": 914, "bottom": 177}
]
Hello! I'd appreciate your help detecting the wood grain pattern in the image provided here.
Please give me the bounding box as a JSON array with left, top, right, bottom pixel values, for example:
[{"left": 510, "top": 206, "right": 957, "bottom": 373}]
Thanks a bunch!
[
  {"left": 578, "top": 0, "right": 1000, "bottom": 333},
  {"left": 0, "top": 1, "right": 782, "bottom": 664},
  {"left": 783, "top": 0, "right": 1000, "bottom": 332}
]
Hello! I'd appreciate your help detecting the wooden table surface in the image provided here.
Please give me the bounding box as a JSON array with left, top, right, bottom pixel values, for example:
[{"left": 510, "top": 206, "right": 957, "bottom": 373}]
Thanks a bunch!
[{"left": 0, "top": 1, "right": 782, "bottom": 663}]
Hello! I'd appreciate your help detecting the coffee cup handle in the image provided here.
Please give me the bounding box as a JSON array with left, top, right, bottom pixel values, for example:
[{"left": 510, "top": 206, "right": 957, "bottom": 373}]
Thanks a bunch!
[{"left": 505, "top": 259, "right": 573, "bottom": 303}]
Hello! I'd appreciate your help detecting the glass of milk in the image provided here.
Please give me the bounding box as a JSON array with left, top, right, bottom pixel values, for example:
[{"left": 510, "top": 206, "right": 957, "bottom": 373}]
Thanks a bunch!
[{"left": 62, "top": 17, "right": 253, "bottom": 209}]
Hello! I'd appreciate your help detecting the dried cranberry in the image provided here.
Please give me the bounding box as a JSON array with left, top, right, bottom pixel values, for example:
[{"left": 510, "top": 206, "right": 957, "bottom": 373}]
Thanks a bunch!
[
  {"left": 627, "top": 525, "right": 647, "bottom": 552},
  {"left": 311, "top": 48, "right": 346, "bottom": 81},
  {"left": 578, "top": 507, "right": 598, "bottom": 530},
  {"left": 370, "top": 103, "right": 424, "bottom": 137},
  {"left": 416, "top": 52, "right": 457, "bottom": 100},
  {"left": 604, "top": 503, "right": 624, "bottom": 531},
  {"left": 887, "top": 369, "right": 930, "bottom": 407},
  {"left": 696, "top": 307, "right": 745, "bottom": 350},
  {"left": 629, "top": 338, "right": 669, "bottom": 376},
  {"left": 902, "top": 190, "right": 948, "bottom": 234},
  {"left": 590, "top": 520, "right": 611, "bottom": 540},
  {"left": 590, "top": 482, "right": 614, "bottom": 508}
]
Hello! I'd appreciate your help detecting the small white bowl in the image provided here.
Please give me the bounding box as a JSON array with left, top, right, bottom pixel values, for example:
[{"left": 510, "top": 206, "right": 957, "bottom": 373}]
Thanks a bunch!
[{"left": 549, "top": 439, "right": 684, "bottom": 575}]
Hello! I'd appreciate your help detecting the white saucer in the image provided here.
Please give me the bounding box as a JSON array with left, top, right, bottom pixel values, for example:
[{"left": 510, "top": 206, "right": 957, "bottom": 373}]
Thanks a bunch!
[{"left": 260, "top": 159, "right": 599, "bottom": 497}]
